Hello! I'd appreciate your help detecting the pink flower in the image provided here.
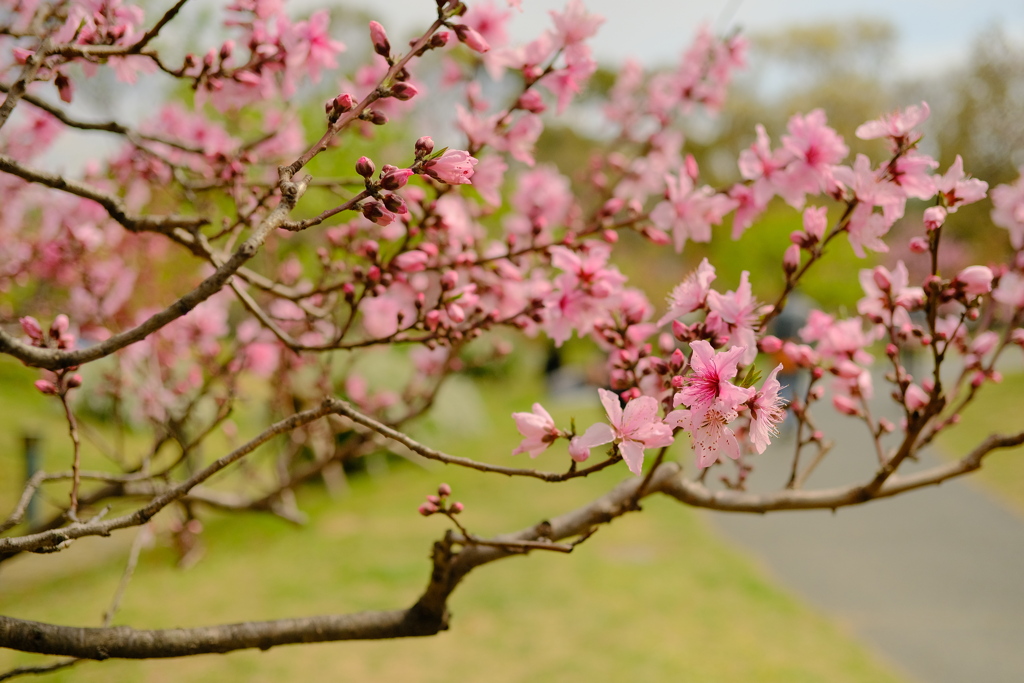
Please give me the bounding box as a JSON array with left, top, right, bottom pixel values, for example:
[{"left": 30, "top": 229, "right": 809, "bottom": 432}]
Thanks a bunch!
[
  {"left": 666, "top": 402, "right": 740, "bottom": 469},
  {"left": 454, "top": 24, "right": 491, "bottom": 53},
  {"left": 511, "top": 403, "right": 560, "bottom": 457},
  {"left": 749, "top": 365, "right": 786, "bottom": 454},
  {"left": 937, "top": 155, "right": 988, "bottom": 213},
  {"left": 923, "top": 206, "right": 946, "bottom": 231},
  {"left": 649, "top": 171, "right": 737, "bottom": 253},
  {"left": 706, "top": 271, "right": 760, "bottom": 363},
  {"left": 991, "top": 168, "right": 1024, "bottom": 249},
  {"left": 549, "top": 0, "right": 604, "bottom": 48},
  {"left": 904, "top": 383, "right": 929, "bottom": 412},
  {"left": 674, "top": 340, "right": 753, "bottom": 419},
  {"left": 572, "top": 389, "right": 674, "bottom": 476},
  {"left": 776, "top": 109, "right": 848, "bottom": 207},
  {"left": 855, "top": 101, "right": 930, "bottom": 146},
  {"left": 422, "top": 149, "right": 478, "bottom": 185},
  {"left": 994, "top": 271, "right": 1024, "bottom": 309},
  {"left": 658, "top": 257, "right": 717, "bottom": 325},
  {"left": 956, "top": 265, "right": 994, "bottom": 297}
]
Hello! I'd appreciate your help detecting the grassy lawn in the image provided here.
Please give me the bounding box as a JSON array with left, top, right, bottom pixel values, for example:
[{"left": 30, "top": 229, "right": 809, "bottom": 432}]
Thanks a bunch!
[
  {"left": 934, "top": 370, "right": 1024, "bottom": 515},
  {"left": 0, "top": 355, "right": 911, "bottom": 682}
]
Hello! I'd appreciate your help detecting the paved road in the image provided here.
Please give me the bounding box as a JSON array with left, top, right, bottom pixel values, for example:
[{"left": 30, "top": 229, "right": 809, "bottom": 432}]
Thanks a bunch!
[{"left": 707, "top": 394, "right": 1024, "bottom": 683}]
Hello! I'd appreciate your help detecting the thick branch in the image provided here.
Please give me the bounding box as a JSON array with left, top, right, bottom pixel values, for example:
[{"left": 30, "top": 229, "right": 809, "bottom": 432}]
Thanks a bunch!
[
  {"left": 0, "top": 463, "right": 679, "bottom": 660},
  {"left": 660, "top": 431, "right": 1024, "bottom": 512},
  {"left": 0, "top": 610, "right": 443, "bottom": 660}
]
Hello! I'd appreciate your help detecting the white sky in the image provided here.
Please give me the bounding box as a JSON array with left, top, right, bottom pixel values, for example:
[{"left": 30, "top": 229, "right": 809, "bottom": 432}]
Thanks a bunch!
[{"left": 341, "top": 0, "right": 1024, "bottom": 77}]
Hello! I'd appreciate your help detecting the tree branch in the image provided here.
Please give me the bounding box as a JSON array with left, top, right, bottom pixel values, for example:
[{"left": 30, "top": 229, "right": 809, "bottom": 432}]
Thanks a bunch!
[{"left": 0, "top": 175, "right": 308, "bottom": 371}]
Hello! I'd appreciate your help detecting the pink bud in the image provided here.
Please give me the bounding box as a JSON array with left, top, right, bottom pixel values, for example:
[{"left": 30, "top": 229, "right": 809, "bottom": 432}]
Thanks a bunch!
[
  {"left": 34, "top": 379, "right": 58, "bottom": 395},
  {"left": 438, "top": 483, "right": 452, "bottom": 497},
  {"left": 568, "top": 437, "right": 590, "bottom": 463},
  {"left": 356, "top": 156, "right": 375, "bottom": 178},
  {"left": 879, "top": 418, "right": 895, "bottom": 433},
  {"left": 454, "top": 24, "right": 490, "bottom": 53},
  {"left": 415, "top": 136, "right": 435, "bottom": 157},
  {"left": 440, "top": 270, "right": 459, "bottom": 290},
  {"left": 369, "top": 20, "right": 391, "bottom": 57},
  {"left": 923, "top": 206, "right": 946, "bottom": 231},
  {"left": 684, "top": 154, "right": 699, "bottom": 181},
  {"left": 872, "top": 267, "right": 891, "bottom": 292},
  {"left": 334, "top": 93, "right": 355, "bottom": 113},
  {"left": 956, "top": 265, "right": 993, "bottom": 297},
  {"left": 391, "top": 82, "right": 418, "bottom": 101},
  {"left": 904, "top": 383, "right": 929, "bottom": 412},
  {"left": 450, "top": 501, "right": 465, "bottom": 513},
  {"left": 50, "top": 314, "right": 69, "bottom": 338},
  {"left": 516, "top": 90, "right": 546, "bottom": 114},
  {"left": 783, "top": 244, "right": 800, "bottom": 274},
  {"left": 20, "top": 316, "right": 43, "bottom": 342},
  {"left": 380, "top": 168, "right": 414, "bottom": 190},
  {"left": 427, "top": 495, "right": 441, "bottom": 504},
  {"left": 759, "top": 335, "right": 783, "bottom": 354},
  {"left": 418, "top": 502, "right": 438, "bottom": 516},
  {"left": 908, "top": 236, "right": 929, "bottom": 253},
  {"left": 832, "top": 394, "right": 861, "bottom": 416},
  {"left": 66, "top": 374, "right": 83, "bottom": 389}
]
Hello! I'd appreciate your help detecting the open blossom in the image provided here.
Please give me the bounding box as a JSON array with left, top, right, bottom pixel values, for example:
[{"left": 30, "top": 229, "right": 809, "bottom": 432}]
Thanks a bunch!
[
  {"left": 855, "top": 101, "right": 930, "bottom": 147},
  {"left": 990, "top": 169, "right": 1024, "bottom": 249},
  {"left": 570, "top": 389, "right": 674, "bottom": 476},
  {"left": 658, "top": 257, "right": 716, "bottom": 325},
  {"left": 674, "top": 340, "right": 753, "bottom": 420},
  {"left": 422, "top": 149, "right": 478, "bottom": 184},
  {"left": 511, "top": 403, "right": 560, "bottom": 457},
  {"left": 706, "top": 271, "right": 760, "bottom": 364},
  {"left": 749, "top": 365, "right": 786, "bottom": 454},
  {"left": 956, "top": 265, "right": 994, "bottom": 297}
]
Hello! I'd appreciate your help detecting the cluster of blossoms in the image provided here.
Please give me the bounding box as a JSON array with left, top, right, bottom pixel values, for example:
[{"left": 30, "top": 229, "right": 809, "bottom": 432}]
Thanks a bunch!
[{"left": 1, "top": 0, "right": 1023, "bottom": 515}]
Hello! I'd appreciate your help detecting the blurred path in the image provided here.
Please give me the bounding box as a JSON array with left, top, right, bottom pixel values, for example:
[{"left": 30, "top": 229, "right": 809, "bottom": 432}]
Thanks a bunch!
[{"left": 706, "top": 393, "right": 1024, "bottom": 683}]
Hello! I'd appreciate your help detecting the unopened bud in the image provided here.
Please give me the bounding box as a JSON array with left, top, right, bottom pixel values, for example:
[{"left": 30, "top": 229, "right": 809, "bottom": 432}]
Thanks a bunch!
[
  {"left": 415, "top": 136, "right": 435, "bottom": 157},
  {"left": 453, "top": 24, "right": 490, "bottom": 53},
  {"left": 391, "top": 82, "right": 418, "bottom": 101},
  {"left": 369, "top": 21, "right": 391, "bottom": 57},
  {"left": 356, "top": 156, "right": 375, "bottom": 178}
]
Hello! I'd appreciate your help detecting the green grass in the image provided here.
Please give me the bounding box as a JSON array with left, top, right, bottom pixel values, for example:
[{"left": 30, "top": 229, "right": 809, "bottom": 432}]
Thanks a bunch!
[
  {"left": 935, "top": 371, "right": 1024, "bottom": 515},
  {"left": 0, "top": 360, "right": 908, "bottom": 682}
]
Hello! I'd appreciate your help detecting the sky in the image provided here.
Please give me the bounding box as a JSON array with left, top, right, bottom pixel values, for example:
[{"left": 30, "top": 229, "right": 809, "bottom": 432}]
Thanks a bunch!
[{"left": 341, "top": 0, "right": 1024, "bottom": 77}]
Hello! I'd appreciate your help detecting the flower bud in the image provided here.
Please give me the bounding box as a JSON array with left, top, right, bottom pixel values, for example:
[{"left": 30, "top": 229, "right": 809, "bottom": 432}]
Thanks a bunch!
[
  {"left": 415, "top": 136, "right": 435, "bottom": 157},
  {"left": 369, "top": 21, "right": 391, "bottom": 57},
  {"left": 380, "top": 168, "right": 414, "bottom": 191},
  {"left": 438, "top": 483, "right": 452, "bottom": 497},
  {"left": 34, "top": 379, "right": 58, "bottom": 395},
  {"left": 516, "top": 90, "right": 546, "bottom": 114},
  {"left": 50, "top": 314, "right": 69, "bottom": 339},
  {"left": 20, "top": 316, "right": 43, "bottom": 342},
  {"left": 453, "top": 24, "right": 490, "bottom": 53},
  {"left": 390, "top": 82, "right": 418, "bottom": 101},
  {"left": 783, "top": 244, "right": 800, "bottom": 275},
  {"left": 759, "top": 335, "right": 783, "bottom": 354},
  {"left": 923, "top": 205, "right": 946, "bottom": 231},
  {"left": 908, "top": 236, "right": 929, "bottom": 253},
  {"left": 418, "top": 502, "right": 438, "bottom": 516},
  {"left": 356, "top": 156, "right": 375, "bottom": 178},
  {"left": 956, "top": 265, "right": 993, "bottom": 297},
  {"left": 450, "top": 501, "right": 464, "bottom": 513}
]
